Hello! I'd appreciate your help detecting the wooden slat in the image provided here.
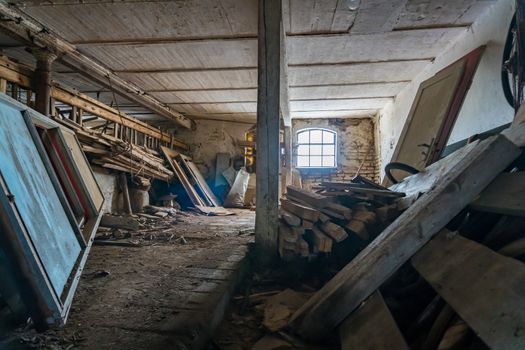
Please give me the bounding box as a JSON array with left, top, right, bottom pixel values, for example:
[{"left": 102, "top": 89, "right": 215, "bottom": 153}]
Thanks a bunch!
[
  {"left": 289, "top": 135, "right": 521, "bottom": 340},
  {"left": 470, "top": 172, "right": 525, "bottom": 217},
  {"left": 286, "top": 186, "right": 335, "bottom": 208},
  {"left": 161, "top": 147, "right": 205, "bottom": 207},
  {"left": 412, "top": 231, "right": 525, "bottom": 350},
  {"left": 339, "top": 291, "right": 408, "bottom": 350},
  {"left": 178, "top": 153, "right": 220, "bottom": 207},
  {"left": 281, "top": 199, "right": 320, "bottom": 222}
]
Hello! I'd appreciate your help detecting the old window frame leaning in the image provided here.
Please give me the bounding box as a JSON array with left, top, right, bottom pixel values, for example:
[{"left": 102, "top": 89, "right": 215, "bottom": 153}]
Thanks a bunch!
[{"left": 296, "top": 128, "right": 337, "bottom": 169}]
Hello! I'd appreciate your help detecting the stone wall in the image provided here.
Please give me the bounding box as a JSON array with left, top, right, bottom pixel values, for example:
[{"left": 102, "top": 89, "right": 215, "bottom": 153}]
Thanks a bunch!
[
  {"left": 174, "top": 119, "right": 255, "bottom": 180},
  {"left": 292, "top": 118, "right": 379, "bottom": 190}
]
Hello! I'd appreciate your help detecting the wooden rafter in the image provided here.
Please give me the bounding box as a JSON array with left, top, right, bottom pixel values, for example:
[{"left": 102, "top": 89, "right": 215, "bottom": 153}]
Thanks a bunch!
[
  {"left": 0, "top": 55, "right": 188, "bottom": 150},
  {"left": 0, "top": 2, "right": 194, "bottom": 130}
]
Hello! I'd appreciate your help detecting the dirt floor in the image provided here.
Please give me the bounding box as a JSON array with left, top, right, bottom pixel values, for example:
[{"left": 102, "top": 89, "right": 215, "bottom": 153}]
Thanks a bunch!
[{"left": 2, "top": 209, "right": 255, "bottom": 350}]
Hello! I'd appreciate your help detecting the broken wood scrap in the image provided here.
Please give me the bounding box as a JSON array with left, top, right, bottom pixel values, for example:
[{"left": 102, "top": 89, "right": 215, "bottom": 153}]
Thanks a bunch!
[
  {"left": 289, "top": 135, "right": 521, "bottom": 340},
  {"left": 99, "top": 214, "right": 140, "bottom": 231}
]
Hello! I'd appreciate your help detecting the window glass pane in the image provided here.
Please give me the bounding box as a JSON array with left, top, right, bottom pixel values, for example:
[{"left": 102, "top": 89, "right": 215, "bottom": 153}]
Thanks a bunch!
[
  {"left": 297, "top": 145, "right": 310, "bottom": 156},
  {"left": 310, "top": 145, "right": 322, "bottom": 155},
  {"left": 297, "top": 131, "right": 309, "bottom": 144},
  {"left": 310, "top": 130, "right": 322, "bottom": 143},
  {"left": 297, "top": 156, "right": 309, "bottom": 167},
  {"left": 323, "top": 131, "right": 335, "bottom": 144},
  {"left": 322, "top": 156, "right": 335, "bottom": 167},
  {"left": 323, "top": 144, "right": 335, "bottom": 155},
  {"left": 310, "top": 156, "right": 322, "bottom": 167}
]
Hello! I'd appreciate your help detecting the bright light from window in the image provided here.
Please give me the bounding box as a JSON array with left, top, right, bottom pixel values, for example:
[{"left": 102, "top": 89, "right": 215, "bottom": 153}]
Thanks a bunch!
[{"left": 296, "top": 128, "right": 337, "bottom": 168}]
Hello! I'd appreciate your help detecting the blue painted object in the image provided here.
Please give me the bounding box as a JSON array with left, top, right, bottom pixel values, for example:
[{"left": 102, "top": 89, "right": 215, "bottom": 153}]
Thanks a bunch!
[{"left": 0, "top": 103, "right": 81, "bottom": 296}]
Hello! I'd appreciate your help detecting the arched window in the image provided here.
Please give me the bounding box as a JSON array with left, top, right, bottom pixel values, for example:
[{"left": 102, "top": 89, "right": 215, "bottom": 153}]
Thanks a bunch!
[{"left": 296, "top": 128, "right": 337, "bottom": 168}]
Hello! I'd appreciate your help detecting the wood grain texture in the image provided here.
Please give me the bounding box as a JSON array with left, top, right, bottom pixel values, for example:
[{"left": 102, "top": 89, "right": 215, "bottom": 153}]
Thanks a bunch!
[
  {"left": 339, "top": 291, "right": 408, "bottom": 350},
  {"left": 470, "top": 172, "right": 525, "bottom": 217},
  {"left": 412, "top": 231, "right": 525, "bottom": 350},
  {"left": 289, "top": 135, "right": 521, "bottom": 340}
]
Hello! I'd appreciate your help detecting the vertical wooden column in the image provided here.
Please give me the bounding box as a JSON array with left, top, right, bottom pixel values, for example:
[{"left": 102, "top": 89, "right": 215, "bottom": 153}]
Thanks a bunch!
[
  {"left": 255, "top": 0, "right": 282, "bottom": 259},
  {"left": 33, "top": 49, "right": 57, "bottom": 116},
  {"left": 284, "top": 125, "right": 293, "bottom": 188}
]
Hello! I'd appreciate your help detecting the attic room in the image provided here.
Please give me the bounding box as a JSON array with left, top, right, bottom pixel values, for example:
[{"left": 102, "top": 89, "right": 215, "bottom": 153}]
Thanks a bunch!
[{"left": 0, "top": 0, "right": 523, "bottom": 349}]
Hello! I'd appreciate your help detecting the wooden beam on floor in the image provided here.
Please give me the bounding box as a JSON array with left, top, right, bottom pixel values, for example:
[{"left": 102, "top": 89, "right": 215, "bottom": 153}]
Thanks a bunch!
[
  {"left": 339, "top": 291, "right": 409, "bottom": 350},
  {"left": 288, "top": 134, "right": 521, "bottom": 340},
  {"left": 412, "top": 231, "right": 525, "bottom": 349},
  {"left": 0, "top": 3, "right": 194, "bottom": 130},
  {"left": 255, "top": 0, "right": 282, "bottom": 259}
]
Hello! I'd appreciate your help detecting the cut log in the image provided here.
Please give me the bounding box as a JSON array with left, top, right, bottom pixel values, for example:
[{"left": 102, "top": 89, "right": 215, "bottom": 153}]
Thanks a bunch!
[
  {"left": 302, "top": 220, "right": 314, "bottom": 230},
  {"left": 339, "top": 291, "right": 408, "bottom": 350},
  {"left": 100, "top": 214, "right": 140, "bottom": 231},
  {"left": 319, "top": 221, "right": 348, "bottom": 242},
  {"left": 351, "top": 210, "right": 377, "bottom": 226},
  {"left": 281, "top": 199, "right": 320, "bottom": 222},
  {"left": 318, "top": 213, "right": 331, "bottom": 223},
  {"left": 412, "top": 231, "right": 525, "bottom": 350},
  {"left": 289, "top": 135, "right": 521, "bottom": 340}
]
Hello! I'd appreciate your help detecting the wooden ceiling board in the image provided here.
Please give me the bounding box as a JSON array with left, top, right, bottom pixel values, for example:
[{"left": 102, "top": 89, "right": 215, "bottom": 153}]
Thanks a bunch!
[
  {"left": 291, "top": 97, "right": 392, "bottom": 111},
  {"left": 118, "top": 69, "right": 257, "bottom": 91},
  {"left": 170, "top": 102, "right": 257, "bottom": 114},
  {"left": 288, "top": 28, "right": 466, "bottom": 65},
  {"left": 78, "top": 39, "right": 257, "bottom": 71},
  {"left": 349, "top": 0, "right": 408, "bottom": 34},
  {"left": 292, "top": 110, "right": 378, "bottom": 118},
  {"left": 53, "top": 72, "right": 105, "bottom": 92},
  {"left": 149, "top": 89, "right": 257, "bottom": 104},
  {"left": 289, "top": 61, "right": 429, "bottom": 86},
  {"left": 20, "top": 0, "right": 258, "bottom": 42},
  {"left": 283, "top": 0, "right": 357, "bottom": 34},
  {"left": 393, "top": 0, "right": 491, "bottom": 29},
  {"left": 290, "top": 82, "right": 408, "bottom": 99}
]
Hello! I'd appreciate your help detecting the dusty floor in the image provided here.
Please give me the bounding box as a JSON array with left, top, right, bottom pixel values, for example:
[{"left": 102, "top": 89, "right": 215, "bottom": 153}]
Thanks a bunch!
[{"left": 3, "top": 209, "right": 255, "bottom": 350}]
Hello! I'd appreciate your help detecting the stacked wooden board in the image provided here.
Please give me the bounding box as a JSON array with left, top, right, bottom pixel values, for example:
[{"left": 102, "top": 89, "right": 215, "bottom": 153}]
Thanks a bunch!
[
  {"left": 58, "top": 122, "right": 175, "bottom": 181},
  {"left": 278, "top": 181, "right": 404, "bottom": 259},
  {"left": 286, "top": 129, "right": 525, "bottom": 349}
]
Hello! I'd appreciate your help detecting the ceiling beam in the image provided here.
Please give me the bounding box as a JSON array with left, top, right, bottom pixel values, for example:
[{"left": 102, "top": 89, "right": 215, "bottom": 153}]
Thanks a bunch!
[
  {"left": 72, "top": 35, "right": 257, "bottom": 46},
  {"left": 0, "top": 2, "right": 195, "bottom": 130}
]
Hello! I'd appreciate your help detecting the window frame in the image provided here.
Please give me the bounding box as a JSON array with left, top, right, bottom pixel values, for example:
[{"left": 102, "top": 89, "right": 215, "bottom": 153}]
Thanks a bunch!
[{"left": 295, "top": 127, "right": 337, "bottom": 170}]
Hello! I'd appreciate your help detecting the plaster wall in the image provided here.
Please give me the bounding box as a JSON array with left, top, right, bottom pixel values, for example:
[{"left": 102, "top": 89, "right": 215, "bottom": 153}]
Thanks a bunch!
[
  {"left": 174, "top": 119, "right": 255, "bottom": 180},
  {"left": 378, "top": 0, "right": 515, "bottom": 178}
]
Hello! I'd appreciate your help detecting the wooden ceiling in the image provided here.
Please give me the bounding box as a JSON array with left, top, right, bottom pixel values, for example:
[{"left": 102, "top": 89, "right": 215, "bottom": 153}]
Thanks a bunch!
[{"left": 0, "top": 0, "right": 496, "bottom": 124}]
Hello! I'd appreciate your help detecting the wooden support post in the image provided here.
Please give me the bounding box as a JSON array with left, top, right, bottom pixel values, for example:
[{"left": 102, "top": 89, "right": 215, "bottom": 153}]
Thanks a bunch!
[
  {"left": 119, "top": 173, "right": 132, "bottom": 215},
  {"left": 33, "top": 49, "right": 56, "bottom": 116},
  {"left": 255, "top": 0, "right": 282, "bottom": 260},
  {"left": 284, "top": 125, "right": 293, "bottom": 189},
  {"left": 78, "top": 108, "right": 83, "bottom": 126}
]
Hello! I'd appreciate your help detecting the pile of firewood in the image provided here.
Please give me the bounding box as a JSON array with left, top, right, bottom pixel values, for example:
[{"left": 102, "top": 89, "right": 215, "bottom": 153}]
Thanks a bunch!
[
  {"left": 74, "top": 127, "right": 174, "bottom": 181},
  {"left": 278, "top": 177, "right": 405, "bottom": 259}
]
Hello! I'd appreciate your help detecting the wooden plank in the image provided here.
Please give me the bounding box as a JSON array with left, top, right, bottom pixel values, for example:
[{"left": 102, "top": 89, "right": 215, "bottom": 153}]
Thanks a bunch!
[
  {"left": 287, "top": 186, "right": 335, "bottom": 208},
  {"left": 470, "top": 172, "right": 525, "bottom": 217},
  {"left": 319, "top": 221, "right": 348, "bottom": 243},
  {"left": 289, "top": 135, "right": 521, "bottom": 340},
  {"left": 339, "top": 291, "right": 409, "bottom": 350},
  {"left": 312, "top": 227, "right": 333, "bottom": 253},
  {"left": 281, "top": 210, "right": 301, "bottom": 226},
  {"left": 281, "top": 199, "right": 319, "bottom": 222},
  {"left": 412, "top": 231, "right": 525, "bottom": 350},
  {"left": 255, "top": 0, "right": 282, "bottom": 257},
  {"left": 99, "top": 215, "right": 139, "bottom": 231},
  {"left": 178, "top": 154, "right": 220, "bottom": 207},
  {"left": 161, "top": 146, "right": 205, "bottom": 207}
]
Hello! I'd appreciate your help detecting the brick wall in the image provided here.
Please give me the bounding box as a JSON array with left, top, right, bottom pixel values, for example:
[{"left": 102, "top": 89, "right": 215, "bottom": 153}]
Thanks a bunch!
[{"left": 292, "top": 118, "right": 379, "bottom": 190}]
